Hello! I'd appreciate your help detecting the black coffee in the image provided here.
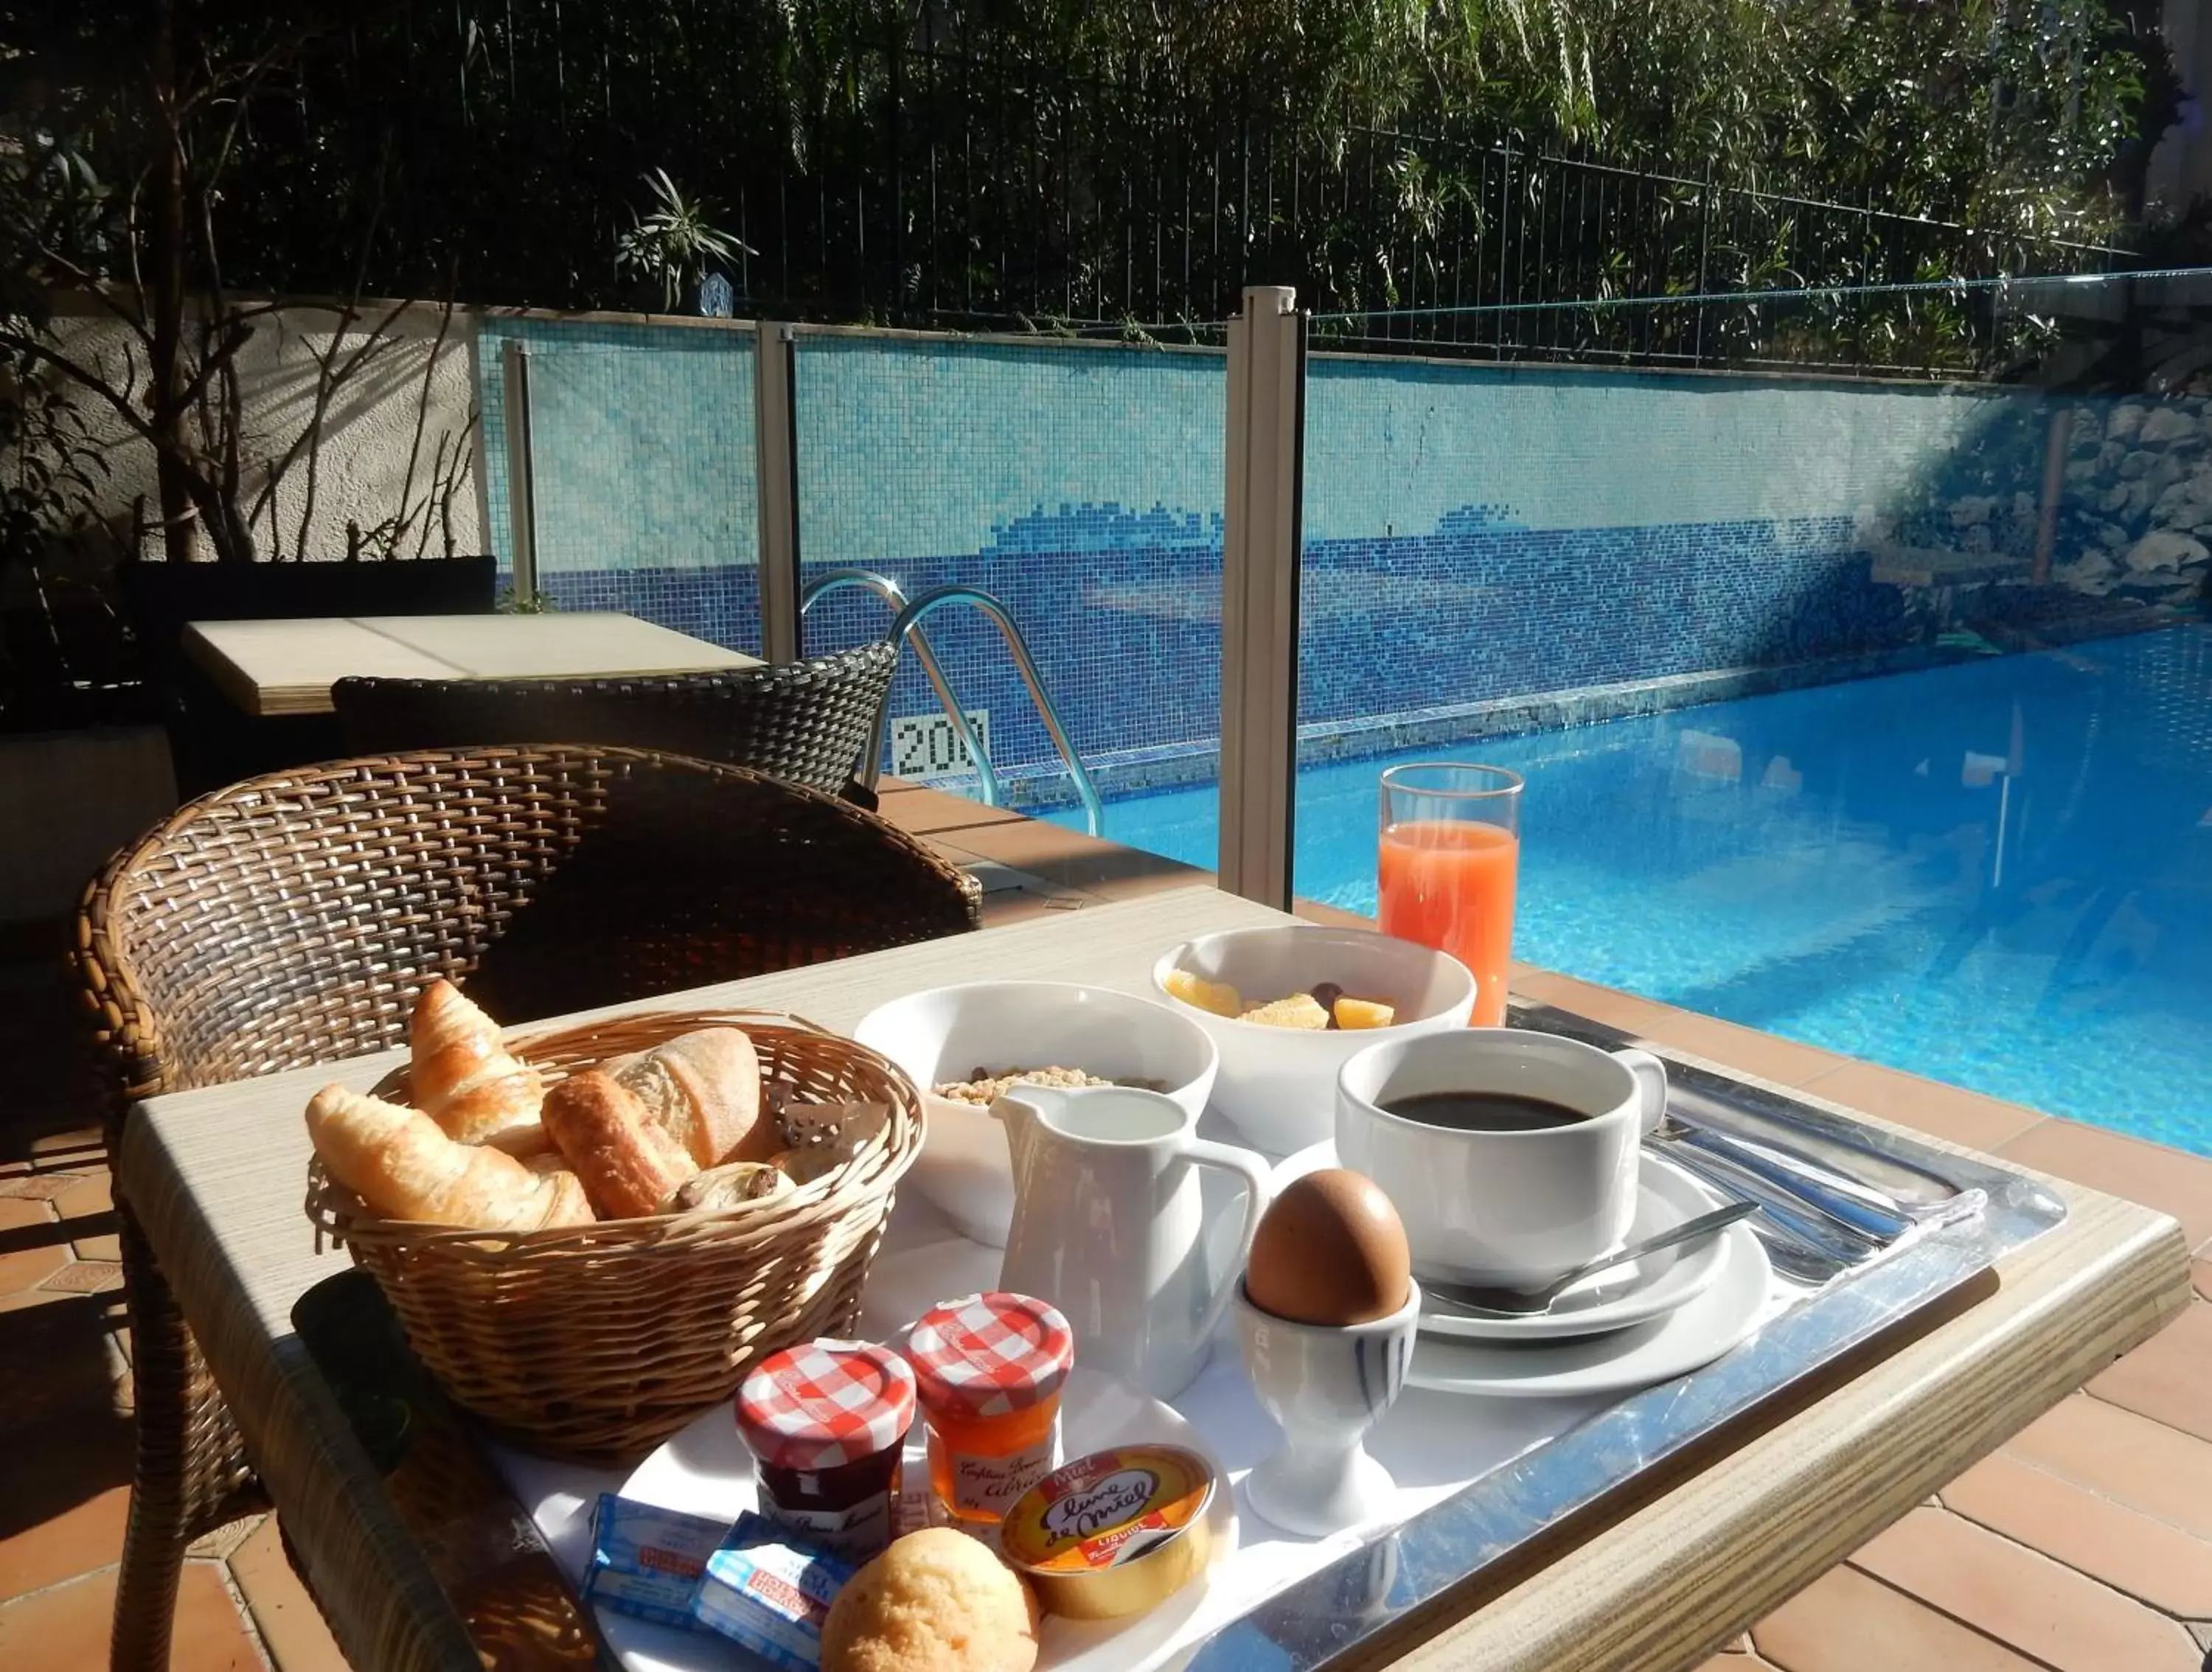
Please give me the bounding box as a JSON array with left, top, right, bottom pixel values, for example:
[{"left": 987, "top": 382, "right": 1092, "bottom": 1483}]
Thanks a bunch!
[{"left": 1380, "top": 1090, "right": 1588, "bottom": 1132}]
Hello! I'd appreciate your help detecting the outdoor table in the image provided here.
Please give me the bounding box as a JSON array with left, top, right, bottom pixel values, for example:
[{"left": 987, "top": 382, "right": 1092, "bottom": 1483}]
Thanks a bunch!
[
  {"left": 181, "top": 612, "right": 760, "bottom": 717},
  {"left": 117, "top": 886, "right": 2191, "bottom": 1672}
]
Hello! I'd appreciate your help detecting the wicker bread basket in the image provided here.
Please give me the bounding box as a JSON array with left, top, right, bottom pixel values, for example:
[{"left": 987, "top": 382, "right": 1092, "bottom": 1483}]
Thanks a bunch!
[{"left": 305, "top": 1008, "right": 922, "bottom": 1463}]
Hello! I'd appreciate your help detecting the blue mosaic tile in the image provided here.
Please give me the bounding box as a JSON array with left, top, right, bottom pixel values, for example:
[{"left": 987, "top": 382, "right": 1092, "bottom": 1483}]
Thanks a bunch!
[{"left": 471, "top": 324, "right": 2070, "bottom": 799}]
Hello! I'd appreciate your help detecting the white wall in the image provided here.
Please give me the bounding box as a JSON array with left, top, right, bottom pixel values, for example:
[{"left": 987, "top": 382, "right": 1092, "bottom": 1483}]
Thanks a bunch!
[{"left": 48, "top": 296, "right": 484, "bottom": 562}]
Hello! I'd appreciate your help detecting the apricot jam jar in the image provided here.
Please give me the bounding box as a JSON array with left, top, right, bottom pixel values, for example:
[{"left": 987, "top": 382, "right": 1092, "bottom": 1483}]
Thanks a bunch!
[
  {"left": 903, "top": 1292, "right": 1075, "bottom": 1528},
  {"left": 734, "top": 1340, "right": 915, "bottom": 1562}
]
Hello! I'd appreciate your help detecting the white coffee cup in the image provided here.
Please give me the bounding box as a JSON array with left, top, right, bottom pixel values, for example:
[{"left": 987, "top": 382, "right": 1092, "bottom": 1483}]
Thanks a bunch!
[{"left": 1335, "top": 1029, "right": 1669, "bottom": 1289}]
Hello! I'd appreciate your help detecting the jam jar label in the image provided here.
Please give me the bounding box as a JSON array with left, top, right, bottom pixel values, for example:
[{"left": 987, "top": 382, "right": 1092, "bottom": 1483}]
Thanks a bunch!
[
  {"left": 766, "top": 1490, "right": 894, "bottom": 1564},
  {"left": 938, "top": 1431, "right": 1057, "bottom": 1519}
]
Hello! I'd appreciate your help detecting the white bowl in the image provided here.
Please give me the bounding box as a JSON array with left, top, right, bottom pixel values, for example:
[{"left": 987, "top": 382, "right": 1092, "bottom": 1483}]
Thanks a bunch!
[
  {"left": 1150, "top": 926, "right": 1475, "bottom": 1156},
  {"left": 852, "top": 981, "right": 1220, "bottom": 1247}
]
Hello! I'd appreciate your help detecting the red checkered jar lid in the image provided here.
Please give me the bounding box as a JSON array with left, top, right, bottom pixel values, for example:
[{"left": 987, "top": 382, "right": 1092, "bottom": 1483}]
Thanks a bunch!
[
  {"left": 734, "top": 1340, "right": 917, "bottom": 1472},
  {"left": 905, "top": 1292, "right": 1076, "bottom": 1419}
]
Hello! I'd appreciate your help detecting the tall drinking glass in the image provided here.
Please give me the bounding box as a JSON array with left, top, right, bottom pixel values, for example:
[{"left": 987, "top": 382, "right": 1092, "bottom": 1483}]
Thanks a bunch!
[{"left": 1377, "top": 764, "right": 1523, "bottom": 1026}]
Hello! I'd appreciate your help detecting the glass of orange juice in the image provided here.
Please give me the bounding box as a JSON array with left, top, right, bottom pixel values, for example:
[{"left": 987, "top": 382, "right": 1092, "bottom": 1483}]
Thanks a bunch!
[{"left": 1377, "top": 763, "right": 1523, "bottom": 1025}]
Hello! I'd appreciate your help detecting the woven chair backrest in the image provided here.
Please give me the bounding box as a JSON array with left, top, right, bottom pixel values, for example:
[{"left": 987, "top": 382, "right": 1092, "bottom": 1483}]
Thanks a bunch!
[
  {"left": 330, "top": 640, "right": 899, "bottom": 798},
  {"left": 80, "top": 744, "right": 976, "bottom": 1099}
]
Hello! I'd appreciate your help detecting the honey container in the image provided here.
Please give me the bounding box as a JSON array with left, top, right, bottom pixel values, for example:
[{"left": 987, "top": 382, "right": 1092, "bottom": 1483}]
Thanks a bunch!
[{"left": 999, "top": 1443, "right": 1217, "bottom": 1619}]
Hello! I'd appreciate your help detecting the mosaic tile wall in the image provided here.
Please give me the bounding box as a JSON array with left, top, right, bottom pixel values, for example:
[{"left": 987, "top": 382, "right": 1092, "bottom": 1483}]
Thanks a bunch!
[
  {"left": 478, "top": 316, "right": 759, "bottom": 632},
  {"left": 477, "top": 320, "right": 2076, "bottom": 804},
  {"left": 1300, "top": 356, "right": 2006, "bottom": 537},
  {"left": 792, "top": 334, "right": 1228, "bottom": 793}
]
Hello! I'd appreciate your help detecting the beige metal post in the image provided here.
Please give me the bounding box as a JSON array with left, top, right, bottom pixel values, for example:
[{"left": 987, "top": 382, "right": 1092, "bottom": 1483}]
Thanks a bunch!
[
  {"left": 755, "top": 322, "right": 802, "bottom": 663},
  {"left": 1219, "top": 286, "right": 1307, "bottom": 908},
  {"left": 498, "top": 338, "right": 538, "bottom": 602}
]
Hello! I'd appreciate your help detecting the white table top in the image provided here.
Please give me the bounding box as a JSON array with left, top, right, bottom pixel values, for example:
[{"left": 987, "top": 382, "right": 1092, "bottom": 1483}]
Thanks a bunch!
[{"left": 183, "top": 613, "right": 760, "bottom": 716}]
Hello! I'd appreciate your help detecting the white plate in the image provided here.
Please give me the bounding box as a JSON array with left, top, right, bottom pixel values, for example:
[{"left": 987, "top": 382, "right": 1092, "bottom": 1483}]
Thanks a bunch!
[
  {"left": 1271, "top": 1143, "right": 1733, "bottom": 1342},
  {"left": 1405, "top": 1221, "right": 1775, "bottom": 1398},
  {"left": 603, "top": 1366, "right": 1238, "bottom": 1672}
]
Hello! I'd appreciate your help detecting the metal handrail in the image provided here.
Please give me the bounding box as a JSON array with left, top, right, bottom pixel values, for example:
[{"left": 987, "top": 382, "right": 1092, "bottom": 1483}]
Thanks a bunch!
[
  {"left": 799, "top": 569, "right": 1106, "bottom": 837},
  {"left": 799, "top": 570, "right": 976, "bottom": 794}
]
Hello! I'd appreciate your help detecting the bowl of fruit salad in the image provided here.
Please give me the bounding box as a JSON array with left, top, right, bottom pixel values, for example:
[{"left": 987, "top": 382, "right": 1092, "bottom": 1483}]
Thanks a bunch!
[{"left": 1152, "top": 925, "right": 1476, "bottom": 1154}]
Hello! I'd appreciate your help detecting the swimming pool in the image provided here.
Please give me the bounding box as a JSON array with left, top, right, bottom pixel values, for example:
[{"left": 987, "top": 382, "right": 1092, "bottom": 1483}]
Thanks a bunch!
[{"left": 1048, "top": 624, "right": 2212, "bottom": 1154}]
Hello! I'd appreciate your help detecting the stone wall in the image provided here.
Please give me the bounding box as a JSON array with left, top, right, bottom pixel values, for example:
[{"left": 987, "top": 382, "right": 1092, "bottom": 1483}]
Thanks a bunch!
[{"left": 2048, "top": 397, "right": 2212, "bottom": 607}]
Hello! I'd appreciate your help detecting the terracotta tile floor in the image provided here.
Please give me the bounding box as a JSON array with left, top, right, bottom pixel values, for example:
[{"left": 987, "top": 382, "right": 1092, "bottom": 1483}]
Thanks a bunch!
[{"left": 2, "top": 795, "right": 2207, "bottom": 1671}]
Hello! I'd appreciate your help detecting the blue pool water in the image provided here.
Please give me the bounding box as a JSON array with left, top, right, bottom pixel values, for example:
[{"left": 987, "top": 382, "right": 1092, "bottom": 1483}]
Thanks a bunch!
[{"left": 1048, "top": 625, "right": 2212, "bottom": 1154}]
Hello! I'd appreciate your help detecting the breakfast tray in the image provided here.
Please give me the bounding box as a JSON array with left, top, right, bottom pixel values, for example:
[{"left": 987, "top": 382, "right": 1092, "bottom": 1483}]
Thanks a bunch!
[
  {"left": 1171, "top": 998, "right": 2067, "bottom": 1671},
  {"left": 479, "top": 999, "right": 2067, "bottom": 1672}
]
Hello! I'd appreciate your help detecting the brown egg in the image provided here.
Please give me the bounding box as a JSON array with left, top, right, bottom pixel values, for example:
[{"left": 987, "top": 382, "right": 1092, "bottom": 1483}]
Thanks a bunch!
[{"left": 1244, "top": 1168, "right": 1411, "bottom": 1326}]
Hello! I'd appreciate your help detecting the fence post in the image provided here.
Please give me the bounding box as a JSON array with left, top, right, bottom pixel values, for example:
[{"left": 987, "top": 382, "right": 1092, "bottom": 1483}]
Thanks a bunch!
[
  {"left": 499, "top": 338, "right": 538, "bottom": 602},
  {"left": 1219, "top": 285, "right": 1307, "bottom": 909},
  {"left": 754, "top": 322, "right": 802, "bottom": 663},
  {"left": 2033, "top": 406, "right": 2073, "bottom": 586}
]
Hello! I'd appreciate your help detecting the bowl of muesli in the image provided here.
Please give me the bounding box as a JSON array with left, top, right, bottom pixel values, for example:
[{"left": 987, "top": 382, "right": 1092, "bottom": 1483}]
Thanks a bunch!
[{"left": 853, "top": 981, "right": 1219, "bottom": 1247}]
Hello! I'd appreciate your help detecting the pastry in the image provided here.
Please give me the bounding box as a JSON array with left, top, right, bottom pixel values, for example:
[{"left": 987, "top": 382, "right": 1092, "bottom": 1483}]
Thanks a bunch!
[
  {"left": 819, "top": 1528, "right": 1040, "bottom": 1672},
  {"left": 306, "top": 1084, "right": 591, "bottom": 1231},
  {"left": 408, "top": 980, "right": 548, "bottom": 1153},
  {"left": 664, "top": 1160, "right": 790, "bottom": 1213},
  {"left": 541, "top": 1069, "right": 699, "bottom": 1219},
  {"left": 602, "top": 1027, "right": 771, "bottom": 1167}
]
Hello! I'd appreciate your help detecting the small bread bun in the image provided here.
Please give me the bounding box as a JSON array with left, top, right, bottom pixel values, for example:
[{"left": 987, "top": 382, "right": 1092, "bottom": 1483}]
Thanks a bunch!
[
  {"left": 603, "top": 1026, "right": 770, "bottom": 1167},
  {"left": 662, "top": 1160, "right": 790, "bottom": 1213},
  {"left": 821, "top": 1528, "right": 1040, "bottom": 1672}
]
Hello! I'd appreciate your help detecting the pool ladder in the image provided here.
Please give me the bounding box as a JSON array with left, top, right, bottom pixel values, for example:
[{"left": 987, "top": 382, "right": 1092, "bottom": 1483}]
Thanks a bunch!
[{"left": 799, "top": 569, "right": 1107, "bottom": 837}]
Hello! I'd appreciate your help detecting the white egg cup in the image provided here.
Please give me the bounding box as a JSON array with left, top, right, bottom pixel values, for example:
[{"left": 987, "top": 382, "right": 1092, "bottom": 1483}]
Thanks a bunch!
[{"left": 1234, "top": 1278, "right": 1420, "bottom": 1537}]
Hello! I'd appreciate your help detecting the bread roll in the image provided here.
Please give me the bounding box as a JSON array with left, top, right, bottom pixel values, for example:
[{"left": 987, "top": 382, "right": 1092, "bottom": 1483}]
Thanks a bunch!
[
  {"left": 602, "top": 1027, "right": 769, "bottom": 1167},
  {"left": 821, "top": 1528, "right": 1040, "bottom": 1672},
  {"left": 541, "top": 1070, "right": 698, "bottom": 1219},
  {"left": 306, "top": 1085, "right": 591, "bottom": 1232},
  {"left": 663, "top": 1160, "right": 790, "bottom": 1213},
  {"left": 409, "top": 980, "right": 547, "bottom": 1153}
]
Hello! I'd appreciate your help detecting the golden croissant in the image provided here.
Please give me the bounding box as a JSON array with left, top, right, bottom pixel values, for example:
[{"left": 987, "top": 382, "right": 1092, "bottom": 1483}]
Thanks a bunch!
[
  {"left": 307, "top": 1084, "right": 591, "bottom": 1232},
  {"left": 409, "top": 978, "right": 547, "bottom": 1153}
]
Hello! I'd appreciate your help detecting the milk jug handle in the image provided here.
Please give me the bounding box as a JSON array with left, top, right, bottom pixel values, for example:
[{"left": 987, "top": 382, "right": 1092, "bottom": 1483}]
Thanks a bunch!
[{"left": 1179, "top": 1135, "right": 1273, "bottom": 1348}]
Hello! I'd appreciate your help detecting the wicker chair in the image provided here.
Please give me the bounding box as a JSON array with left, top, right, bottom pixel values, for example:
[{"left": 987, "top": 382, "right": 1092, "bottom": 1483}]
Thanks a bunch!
[
  {"left": 73, "top": 745, "right": 979, "bottom": 1670},
  {"left": 329, "top": 639, "right": 899, "bottom": 806}
]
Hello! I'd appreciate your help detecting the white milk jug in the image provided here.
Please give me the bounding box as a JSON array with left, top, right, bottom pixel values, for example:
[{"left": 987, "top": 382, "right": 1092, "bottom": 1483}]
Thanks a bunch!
[{"left": 998, "top": 1084, "right": 1271, "bottom": 1401}]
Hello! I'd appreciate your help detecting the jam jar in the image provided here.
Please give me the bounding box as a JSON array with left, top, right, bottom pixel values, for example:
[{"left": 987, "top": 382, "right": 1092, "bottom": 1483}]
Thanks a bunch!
[
  {"left": 904, "top": 1292, "right": 1074, "bottom": 1528},
  {"left": 734, "top": 1340, "right": 915, "bottom": 1562}
]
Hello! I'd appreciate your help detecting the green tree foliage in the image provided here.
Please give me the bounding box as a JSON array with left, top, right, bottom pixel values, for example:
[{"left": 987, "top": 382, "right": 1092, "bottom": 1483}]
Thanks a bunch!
[{"left": 0, "top": 1, "right": 2174, "bottom": 327}]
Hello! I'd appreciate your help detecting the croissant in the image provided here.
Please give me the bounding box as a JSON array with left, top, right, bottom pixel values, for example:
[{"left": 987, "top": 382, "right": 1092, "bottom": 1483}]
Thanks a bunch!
[
  {"left": 410, "top": 979, "right": 548, "bottom": 1153},
  {"left": 307, "top": 1084, "right": 592, "bottom": 1232},
  {"left": 540, "top": 1070, "right": 698, "bottom": 1220},
  {"left": 602, "top": 1026, "right": 771, "bottom": 1168}
]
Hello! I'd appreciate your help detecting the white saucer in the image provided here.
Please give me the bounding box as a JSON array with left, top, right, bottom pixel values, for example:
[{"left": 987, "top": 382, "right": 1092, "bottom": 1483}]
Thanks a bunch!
[
  {"left": 1270, "top": 1143, "right": 1734, "bottom": 1342},
  {"left": 1405, "top": 1221, "right": 1775, "bottom": 1399},
  {"left": 603, "top": 1366, "right": 1237, "bottom": 1672}
]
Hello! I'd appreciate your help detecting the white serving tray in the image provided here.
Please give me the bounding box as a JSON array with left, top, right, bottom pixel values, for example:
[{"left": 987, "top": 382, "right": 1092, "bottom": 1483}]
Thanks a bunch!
[
  {"left": 493, "top": 1003, "right": 2059, "bottom": 1672},
  {"left": 494, "top": 1107, "right": 1804, "bottom": 1671}
]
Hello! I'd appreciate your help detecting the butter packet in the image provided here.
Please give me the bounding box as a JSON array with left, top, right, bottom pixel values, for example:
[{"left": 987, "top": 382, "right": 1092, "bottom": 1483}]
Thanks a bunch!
[
  {"left": 692, "top": 1512, "right": 855, "bottom": 1671},
  {"left": 584, "top": 1494, "right": 731, "bottom": 1631}
]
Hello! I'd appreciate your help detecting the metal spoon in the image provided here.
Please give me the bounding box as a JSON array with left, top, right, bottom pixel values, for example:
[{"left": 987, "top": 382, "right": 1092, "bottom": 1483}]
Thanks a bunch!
[{"left": 1422, "top": 1200, "right": 1762, "bottom": 1318}]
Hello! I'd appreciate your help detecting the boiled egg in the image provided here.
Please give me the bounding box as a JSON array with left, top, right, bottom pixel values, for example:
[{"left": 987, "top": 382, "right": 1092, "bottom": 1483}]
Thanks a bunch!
[{"left": 1244, "top": 1168, "right": 1411, "bottom": 1326}]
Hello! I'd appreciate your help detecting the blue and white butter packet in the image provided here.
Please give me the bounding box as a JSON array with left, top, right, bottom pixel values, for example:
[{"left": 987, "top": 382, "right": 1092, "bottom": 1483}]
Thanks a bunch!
[
  {"left": 692, "top": 1512, "right": 856, "bottom": 1671},
  {"left": 584, "top": 1494, "right": 731, "bottom": 1631}
]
